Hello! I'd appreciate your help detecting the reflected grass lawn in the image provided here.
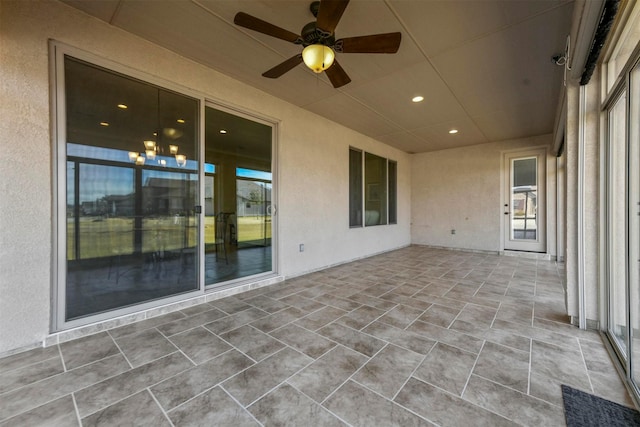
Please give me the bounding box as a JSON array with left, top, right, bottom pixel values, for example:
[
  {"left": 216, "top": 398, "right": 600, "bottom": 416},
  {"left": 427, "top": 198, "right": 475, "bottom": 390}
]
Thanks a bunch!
[{"left": 68, "top": 216, "right": 271, "bottom": 260}]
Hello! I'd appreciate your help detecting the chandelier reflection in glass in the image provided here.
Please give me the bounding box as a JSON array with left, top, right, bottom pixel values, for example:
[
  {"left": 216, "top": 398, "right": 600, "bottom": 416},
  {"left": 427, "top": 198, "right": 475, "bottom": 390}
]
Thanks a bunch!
[{"left": 128, "top": 128, "right": 187, "bottom": 167}]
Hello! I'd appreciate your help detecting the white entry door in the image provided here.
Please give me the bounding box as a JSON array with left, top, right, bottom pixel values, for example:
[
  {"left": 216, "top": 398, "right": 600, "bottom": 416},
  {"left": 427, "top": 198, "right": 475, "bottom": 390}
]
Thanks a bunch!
[{"left": 503, "top": 149, "right": 546, "bottom": 252}]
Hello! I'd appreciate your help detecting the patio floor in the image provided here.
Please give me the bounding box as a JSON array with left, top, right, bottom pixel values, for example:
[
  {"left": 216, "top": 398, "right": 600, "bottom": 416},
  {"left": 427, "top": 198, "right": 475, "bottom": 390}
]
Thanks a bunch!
[{"left": 0, "top": 246, "right": 633, "bottom": 426}]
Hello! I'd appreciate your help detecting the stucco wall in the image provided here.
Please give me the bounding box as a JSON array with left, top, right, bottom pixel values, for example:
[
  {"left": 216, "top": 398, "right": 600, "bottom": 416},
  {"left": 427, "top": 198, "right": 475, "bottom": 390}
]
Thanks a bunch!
[
  {"left": 0, "top": 0, "right": 411, "bottom": 354},
  {"left": 411, "top": 135, "right": 556, "bottom": 253}
]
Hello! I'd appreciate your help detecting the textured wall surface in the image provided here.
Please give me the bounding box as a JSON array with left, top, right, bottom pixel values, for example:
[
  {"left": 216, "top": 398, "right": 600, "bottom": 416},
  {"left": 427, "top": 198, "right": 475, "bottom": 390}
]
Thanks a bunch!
[
  {"left": 0, "top": 0, "right": 56, "bottom": 355},
  {"left": 411, "top": 134, "right": 556, "bottom": 253},
  {"left": 0, "top": 0, "right": 411, "bottom": 354}
]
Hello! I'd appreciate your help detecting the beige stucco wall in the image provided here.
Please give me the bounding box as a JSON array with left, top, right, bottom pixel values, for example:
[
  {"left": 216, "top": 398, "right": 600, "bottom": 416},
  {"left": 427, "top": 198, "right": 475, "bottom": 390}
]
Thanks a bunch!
[
  {"left": 0, "top": 0, "right": 411, "bottom": 354},
  {"left": 411, "top": 134, "right": 556, "bottom": 254}
]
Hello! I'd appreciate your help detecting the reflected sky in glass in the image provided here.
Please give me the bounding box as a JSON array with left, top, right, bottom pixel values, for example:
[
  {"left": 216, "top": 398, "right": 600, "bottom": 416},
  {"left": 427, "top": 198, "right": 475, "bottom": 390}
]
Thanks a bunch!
[{"left": 237, "top": 167, "right": 272, "bottom": 181}]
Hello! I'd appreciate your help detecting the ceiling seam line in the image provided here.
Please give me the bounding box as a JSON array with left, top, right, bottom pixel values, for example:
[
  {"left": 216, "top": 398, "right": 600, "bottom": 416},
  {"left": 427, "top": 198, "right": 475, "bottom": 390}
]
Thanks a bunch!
[
  {"left": 190, "top": 0, "right": 303, "bottom": 60},
  {"left": 384, "top": 0, "right": 490, "bottom": 142},
  {"left": 109, "top": 0, "right": 124, "bottom": 25},
  {"left": 191, "top": 0, "right": 340, "bottom": 90},
  {"left": 430, "top": 1, "right": 575, "bottom": 57}
]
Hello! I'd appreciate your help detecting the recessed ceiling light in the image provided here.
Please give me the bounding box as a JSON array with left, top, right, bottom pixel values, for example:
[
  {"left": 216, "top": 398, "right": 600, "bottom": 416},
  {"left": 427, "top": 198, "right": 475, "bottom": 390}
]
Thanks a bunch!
[
  {"left": 117, "top": 104, "right": 128, "bottom": 109},
  {"left": 412, "top": 96, "right": 424, "bottom": 103},
  {"left": 449, "top": 129, "right": 458, "bottom": 134},
  {"left": 219, "top": 129, "right": 227, "bottom": 134},
  {"left": 177, "top": 119, "right": 185, "bottom": 124},
  {"left": 99, "top": 122, "right": 109, "bottom": 126}
]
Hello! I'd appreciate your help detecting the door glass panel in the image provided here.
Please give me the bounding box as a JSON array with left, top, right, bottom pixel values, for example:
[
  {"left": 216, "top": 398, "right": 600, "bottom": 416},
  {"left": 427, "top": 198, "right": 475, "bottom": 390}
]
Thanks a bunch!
[
  {"left": 511, "top": 157, "right": 537, "bottom": 240},
  {"left": 631, "top": 64, "right": 640, "bottom": 386},
  {"left": 609, "top": 91, "right": 628, "bottom": 355},
  {"left": 204, "top": 106, "right": 273, "bottom": 285},
  {"left": 64, "top": 56, "right": 199, "bottom": 321}
]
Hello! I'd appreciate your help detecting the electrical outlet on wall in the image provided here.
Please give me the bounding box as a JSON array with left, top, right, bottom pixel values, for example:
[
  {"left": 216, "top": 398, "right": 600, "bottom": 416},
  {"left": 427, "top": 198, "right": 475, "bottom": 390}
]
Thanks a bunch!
[
  {"left": 299, "top": 244, "right": 305, "bottom": 252},
  {"left": 451, "top": 229, "right": 456, "bottom": 235}
]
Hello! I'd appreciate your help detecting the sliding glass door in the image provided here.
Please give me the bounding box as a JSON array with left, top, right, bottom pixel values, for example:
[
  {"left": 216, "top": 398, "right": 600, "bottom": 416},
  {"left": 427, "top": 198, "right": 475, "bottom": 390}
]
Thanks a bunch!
[
  {"left": 63, "top": 56, "right": 200, "bottom": 322},
  {"left": 56, "top": 46, "right": 277, "bottom": 330},
  {"left": 605, "top": 58, "right": 640, "bottom": 395},
  {"left": 203, "top": 105, "right": 274, "bottom": 285}
]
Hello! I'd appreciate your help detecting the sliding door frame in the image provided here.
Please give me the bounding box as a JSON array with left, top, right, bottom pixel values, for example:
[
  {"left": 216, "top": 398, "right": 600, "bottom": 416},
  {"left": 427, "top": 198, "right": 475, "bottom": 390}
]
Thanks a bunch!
[
  {"left": 51, "top": 41, "right": 279, "bottom": 332},
  {"left": 202, "top": 100, "right": 278, "bottom": 290},
  {"left": 601, "top": 41, "right": 640, "bottom": 402}
]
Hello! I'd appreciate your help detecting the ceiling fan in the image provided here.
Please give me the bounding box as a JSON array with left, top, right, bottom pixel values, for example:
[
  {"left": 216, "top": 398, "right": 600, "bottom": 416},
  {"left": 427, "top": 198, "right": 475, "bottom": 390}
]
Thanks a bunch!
[{"left": 234, "top": 0, "right": 401, "bottom": 88}]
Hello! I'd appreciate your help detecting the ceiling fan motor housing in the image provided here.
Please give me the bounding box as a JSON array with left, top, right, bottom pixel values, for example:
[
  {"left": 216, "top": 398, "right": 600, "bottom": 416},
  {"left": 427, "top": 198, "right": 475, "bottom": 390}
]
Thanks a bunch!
[
  {"left": 309, "top": 1, "right": 321, "bottom": 18},
  {"left": 301, "top": 21, "right": 335, "bottom": 46}
]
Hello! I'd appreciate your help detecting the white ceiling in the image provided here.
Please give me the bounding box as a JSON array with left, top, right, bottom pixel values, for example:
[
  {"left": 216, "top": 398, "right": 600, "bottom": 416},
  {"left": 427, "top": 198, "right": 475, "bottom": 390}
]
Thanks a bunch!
[{"left": 62, "top": 0, "right": 574, "bottom": 153}]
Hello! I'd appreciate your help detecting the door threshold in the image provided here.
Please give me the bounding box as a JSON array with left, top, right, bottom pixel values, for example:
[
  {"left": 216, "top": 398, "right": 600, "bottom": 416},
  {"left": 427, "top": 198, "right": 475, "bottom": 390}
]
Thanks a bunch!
[{"left": 501, "top": 250, "right": 555, "bottom": 261}]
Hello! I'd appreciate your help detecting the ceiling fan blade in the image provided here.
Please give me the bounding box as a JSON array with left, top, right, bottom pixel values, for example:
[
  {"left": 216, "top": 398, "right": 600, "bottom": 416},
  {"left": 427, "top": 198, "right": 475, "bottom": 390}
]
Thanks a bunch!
[
  {"left": 234, "top": 12, "right": 300, "bottom": 43},
  {"left": 336, "top": 32, "right": 402, "bottom": 53},
  {"left": 316, "top": 0, "right": 349, "bottom": 35},
  {"left": 262, "top": 55, "right": 304, "bottom": 78},
  {"left": 325, "top": 59, "right": 351, "bottom": 88}
]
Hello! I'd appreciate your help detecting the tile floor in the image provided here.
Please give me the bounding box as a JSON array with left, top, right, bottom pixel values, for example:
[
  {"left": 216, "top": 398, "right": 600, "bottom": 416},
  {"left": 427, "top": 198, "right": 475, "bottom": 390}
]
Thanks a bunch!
[{"left": 0, "top": 246, "right": 634, "bottom": 426}]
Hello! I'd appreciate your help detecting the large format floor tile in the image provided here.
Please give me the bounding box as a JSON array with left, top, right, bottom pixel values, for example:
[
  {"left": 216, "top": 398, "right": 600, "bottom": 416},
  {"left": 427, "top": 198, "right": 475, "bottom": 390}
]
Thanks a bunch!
[{"left": 0, "top": 246, "right": 634, "bottom": 426}]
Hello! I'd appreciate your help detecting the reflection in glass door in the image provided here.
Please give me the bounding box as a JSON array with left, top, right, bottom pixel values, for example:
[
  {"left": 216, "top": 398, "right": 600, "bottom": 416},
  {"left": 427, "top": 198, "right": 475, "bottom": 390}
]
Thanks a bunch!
[
  {"left": 237, "top": 169, "right": 272, "bottom": 249},
  {"left": 204, "top": 105, "right": 273, "bottom": 285},
  {"left": 62, "top": 55, "right": 200, "bottom": 323}
]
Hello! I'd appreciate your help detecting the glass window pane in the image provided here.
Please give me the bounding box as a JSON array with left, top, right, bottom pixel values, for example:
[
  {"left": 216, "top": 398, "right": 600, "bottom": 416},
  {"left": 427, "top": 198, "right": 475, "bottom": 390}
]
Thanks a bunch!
[
  {"left": 609, "top": 91, "right": 628, "bottom": 355},
  {"left": 365, "top": 152, "right": 387, "bottom": 226},
  {"left": 204, "top": 106, "right": 272, "bottom": 285},
  {"left": 349, "top": 149, "right": 363, "bottom": 227},
  {"left": 388, "top": 161, "right": 397, "bottom": 224},
  {"left": 511, "top": 157, "right": 538, "bottom": 240},
  {"left": 64, "top": 56, "right": 199, "bottom": 321},
  {"left": 630, "top": 63, "right": 640, "bottom": 386}
]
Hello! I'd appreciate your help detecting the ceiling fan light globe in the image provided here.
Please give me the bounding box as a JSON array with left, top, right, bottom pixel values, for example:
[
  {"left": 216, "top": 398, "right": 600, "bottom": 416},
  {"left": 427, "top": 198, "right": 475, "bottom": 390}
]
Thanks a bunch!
[{"left": 302, "top": 44, "right": 335, "bottom": 73}]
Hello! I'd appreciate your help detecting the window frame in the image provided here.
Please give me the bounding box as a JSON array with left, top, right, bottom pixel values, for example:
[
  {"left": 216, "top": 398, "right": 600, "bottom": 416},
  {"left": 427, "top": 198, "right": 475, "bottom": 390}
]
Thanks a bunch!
[{"left": 349, "top": 147, "right": 397, "bottom": 228}]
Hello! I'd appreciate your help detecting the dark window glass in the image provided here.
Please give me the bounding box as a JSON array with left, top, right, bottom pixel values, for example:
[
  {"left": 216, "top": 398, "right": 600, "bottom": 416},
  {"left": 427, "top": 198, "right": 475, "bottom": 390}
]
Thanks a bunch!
[
  {"left": 64, "top": 56, "right": 199, "bottom": 320},
  {"left": 365, "top": 152, "right": 387, "bottom": 226},
  {"left": 349, "top": 149, "right": 363, "bottom": 227},
  {"left": 388, "top": 161, "right": 397, "bottom": 224}
]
